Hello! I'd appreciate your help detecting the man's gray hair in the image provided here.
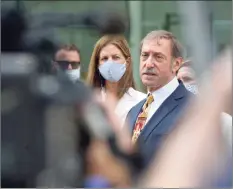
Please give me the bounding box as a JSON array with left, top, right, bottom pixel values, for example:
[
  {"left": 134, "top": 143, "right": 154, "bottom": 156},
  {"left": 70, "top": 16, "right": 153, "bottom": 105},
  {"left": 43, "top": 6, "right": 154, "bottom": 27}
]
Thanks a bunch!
[{"left": 141, "top": 30, "right": 184, "bottom": 58}]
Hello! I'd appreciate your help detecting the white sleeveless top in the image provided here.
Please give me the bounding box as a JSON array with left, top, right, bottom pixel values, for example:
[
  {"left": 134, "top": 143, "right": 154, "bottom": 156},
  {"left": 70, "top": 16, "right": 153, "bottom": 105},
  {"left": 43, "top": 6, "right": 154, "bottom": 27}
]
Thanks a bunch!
[{"left": 102, "top": 87, "right": 146, "bottom": 127}]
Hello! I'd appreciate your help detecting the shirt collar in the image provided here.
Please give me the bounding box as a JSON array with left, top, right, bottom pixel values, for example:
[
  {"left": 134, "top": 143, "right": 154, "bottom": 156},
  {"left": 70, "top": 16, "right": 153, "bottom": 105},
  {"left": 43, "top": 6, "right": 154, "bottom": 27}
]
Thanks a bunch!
[{"left": 148, "top": 77, "right": 179, "bottom": 100}]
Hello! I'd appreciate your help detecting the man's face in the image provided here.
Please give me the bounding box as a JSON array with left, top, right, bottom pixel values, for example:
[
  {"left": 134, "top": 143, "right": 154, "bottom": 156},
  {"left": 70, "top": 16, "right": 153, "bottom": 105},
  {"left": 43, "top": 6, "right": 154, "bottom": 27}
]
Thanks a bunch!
[
  {"left": 54, "top": 50, "right": 80, "bottom": 71},
  {"left": 140, "top": 39, "right": 181, "bottom": 92},
  {"left": 177, "top": 66, "right": 196, "bottom": 85}
]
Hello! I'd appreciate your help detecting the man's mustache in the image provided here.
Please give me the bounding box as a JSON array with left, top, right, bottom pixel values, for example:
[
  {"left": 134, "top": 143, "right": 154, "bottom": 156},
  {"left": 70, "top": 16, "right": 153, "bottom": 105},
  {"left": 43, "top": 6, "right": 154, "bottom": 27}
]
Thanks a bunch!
[{"left": 142, "top": 68, "right": 157, "bottom": 75}]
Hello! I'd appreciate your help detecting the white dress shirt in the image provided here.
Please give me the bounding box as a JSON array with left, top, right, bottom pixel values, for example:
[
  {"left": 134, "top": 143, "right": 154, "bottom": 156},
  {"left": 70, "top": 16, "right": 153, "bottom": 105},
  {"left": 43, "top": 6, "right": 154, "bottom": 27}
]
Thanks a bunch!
[{"left": 145, "top": 77, "right": 179, "bottom": 124}]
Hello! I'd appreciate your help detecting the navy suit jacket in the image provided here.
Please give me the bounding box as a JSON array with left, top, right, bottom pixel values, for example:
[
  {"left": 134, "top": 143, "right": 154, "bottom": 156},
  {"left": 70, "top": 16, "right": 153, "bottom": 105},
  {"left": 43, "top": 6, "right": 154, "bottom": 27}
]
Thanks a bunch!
[{"left": 126, "top": 82, "right": 192, "bottom": 169}]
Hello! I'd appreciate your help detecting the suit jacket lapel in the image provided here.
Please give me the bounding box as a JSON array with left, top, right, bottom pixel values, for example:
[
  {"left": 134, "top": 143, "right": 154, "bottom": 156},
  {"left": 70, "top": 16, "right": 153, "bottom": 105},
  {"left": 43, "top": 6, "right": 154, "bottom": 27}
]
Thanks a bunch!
[{"left": 139, "top": 83, "right": 188, "bottom": 141}]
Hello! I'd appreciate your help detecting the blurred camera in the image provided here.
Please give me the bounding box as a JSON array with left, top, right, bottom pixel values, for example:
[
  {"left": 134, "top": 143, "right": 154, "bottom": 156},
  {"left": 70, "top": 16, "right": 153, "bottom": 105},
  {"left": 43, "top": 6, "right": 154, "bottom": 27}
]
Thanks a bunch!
[{"left": 1, "top": 6, "right": 131, "bottom": 188}]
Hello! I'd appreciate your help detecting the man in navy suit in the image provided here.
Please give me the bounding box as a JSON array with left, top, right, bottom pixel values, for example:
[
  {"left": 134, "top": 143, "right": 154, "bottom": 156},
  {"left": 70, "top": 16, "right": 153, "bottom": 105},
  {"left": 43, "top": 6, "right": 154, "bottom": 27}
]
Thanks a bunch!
[{"left": 126, "top": 30, "right": 192, "bottom": 169}]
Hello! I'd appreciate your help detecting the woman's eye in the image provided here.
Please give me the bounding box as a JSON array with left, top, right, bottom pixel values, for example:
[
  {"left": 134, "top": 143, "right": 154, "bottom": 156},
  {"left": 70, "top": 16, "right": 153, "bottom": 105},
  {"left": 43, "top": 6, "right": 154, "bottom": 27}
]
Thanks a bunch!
[
  {"left": 102, "top": 57, "right": 108, "bottom": 61},
  {"left": 113, "top": 56, "right": 120, "bottom": 60}
]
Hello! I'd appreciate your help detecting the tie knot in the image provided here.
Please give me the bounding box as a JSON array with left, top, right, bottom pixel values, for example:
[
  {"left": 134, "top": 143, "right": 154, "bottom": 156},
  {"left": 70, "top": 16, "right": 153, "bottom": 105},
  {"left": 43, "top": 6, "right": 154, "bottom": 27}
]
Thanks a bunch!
[{"left": 146, "top": 93, "right": 154, "bottom": 105}]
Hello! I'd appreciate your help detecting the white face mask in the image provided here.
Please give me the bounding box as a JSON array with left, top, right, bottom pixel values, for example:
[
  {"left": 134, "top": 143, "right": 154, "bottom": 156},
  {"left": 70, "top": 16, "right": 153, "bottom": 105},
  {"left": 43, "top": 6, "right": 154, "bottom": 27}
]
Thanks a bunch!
[
  {"left": 98, "top": 60, "right": 126, "bottom": 82},
  {"left": 184, "top": 83, "right": 198, "bottom": 94},
  {"left": 65, "top": 68, "right": 80, "bottom": 82}
]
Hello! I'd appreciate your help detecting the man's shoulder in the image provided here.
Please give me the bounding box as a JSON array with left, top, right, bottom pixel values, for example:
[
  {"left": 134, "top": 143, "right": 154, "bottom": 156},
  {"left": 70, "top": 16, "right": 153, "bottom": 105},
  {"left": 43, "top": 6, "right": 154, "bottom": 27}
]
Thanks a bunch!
[
  {"left": 174, "top": 81, "right": 194, "bottom": 99},
  {"left": 175, "top": 84, "right": 194, "bottom": 110}
]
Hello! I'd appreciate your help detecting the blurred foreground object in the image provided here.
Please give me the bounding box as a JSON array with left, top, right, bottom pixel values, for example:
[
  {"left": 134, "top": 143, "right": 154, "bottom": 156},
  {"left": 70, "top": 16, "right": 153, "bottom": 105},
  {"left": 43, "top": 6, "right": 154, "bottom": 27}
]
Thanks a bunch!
[
  {"left": 1, "top": 53, "right": 138, "bottom": 187},
  {"left": 1, "top": 6, "right": 136, "bottom": 188},
  {"left": 1, "top": 53, "right": 90, "bottom": 187},
  {"left": 178, "top": 1, "right": 213, "bottom": 82},
  {"left": 176, "top": 59, "right": 232, "bottom": 148}
]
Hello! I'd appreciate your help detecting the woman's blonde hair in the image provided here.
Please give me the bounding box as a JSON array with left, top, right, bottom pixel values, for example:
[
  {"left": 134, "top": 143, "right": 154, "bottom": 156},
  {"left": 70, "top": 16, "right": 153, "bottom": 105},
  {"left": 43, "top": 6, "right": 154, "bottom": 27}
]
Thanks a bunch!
[{"left": 86, "top": 35, "right": 135, "bottom": 99}]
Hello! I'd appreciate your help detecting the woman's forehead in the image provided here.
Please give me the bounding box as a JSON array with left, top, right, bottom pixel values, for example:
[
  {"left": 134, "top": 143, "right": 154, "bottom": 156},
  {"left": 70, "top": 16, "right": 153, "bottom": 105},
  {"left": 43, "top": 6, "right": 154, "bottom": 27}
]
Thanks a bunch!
[
  {"left": 99, "top": 44, "right": 123, "bottom": 57},
  {"left": 179, "top": 66, "right": 194, "bottom": 73}
]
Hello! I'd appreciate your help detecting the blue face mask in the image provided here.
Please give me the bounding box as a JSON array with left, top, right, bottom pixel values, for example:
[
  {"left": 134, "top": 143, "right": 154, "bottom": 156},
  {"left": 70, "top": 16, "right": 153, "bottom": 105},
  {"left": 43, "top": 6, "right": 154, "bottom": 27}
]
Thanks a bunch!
[{"left": 98, "top": 60, "right": 126, "bottom": 82}]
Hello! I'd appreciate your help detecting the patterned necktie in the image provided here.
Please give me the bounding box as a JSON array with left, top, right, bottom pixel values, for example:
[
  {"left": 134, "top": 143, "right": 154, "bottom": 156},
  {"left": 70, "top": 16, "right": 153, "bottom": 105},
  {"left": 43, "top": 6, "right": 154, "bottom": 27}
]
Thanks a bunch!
[{"left": 132, "top": 93, "right": 154, "bottom": 143}]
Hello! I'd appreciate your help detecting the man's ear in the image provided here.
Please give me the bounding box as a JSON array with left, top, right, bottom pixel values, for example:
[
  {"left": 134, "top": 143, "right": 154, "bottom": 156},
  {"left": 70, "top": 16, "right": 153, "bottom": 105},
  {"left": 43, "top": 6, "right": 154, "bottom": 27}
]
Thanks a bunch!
[{"left": 172, "top": 57, "right": 183, "bottom": 73}]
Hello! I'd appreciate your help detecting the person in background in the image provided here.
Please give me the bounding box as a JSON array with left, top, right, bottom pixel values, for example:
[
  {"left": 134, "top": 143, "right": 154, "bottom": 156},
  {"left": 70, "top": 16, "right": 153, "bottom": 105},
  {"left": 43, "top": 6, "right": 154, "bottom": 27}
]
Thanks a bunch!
[
  {"left": 52, "top": 44, "right": 81, "bottom": 82},
  {"left": 177, "top": 59, "right": 232, "bottom": 148},
  {"left": 177, "top": 59, "right": 198, "bottom": 94},
  {"left": 86, "top": 35, "right": 146, "bottom": 125}
]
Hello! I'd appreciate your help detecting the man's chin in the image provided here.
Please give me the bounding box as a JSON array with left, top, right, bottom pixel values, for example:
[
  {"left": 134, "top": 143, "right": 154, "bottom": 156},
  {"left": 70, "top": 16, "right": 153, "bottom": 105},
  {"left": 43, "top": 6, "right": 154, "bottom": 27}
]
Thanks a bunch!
[{"left": 142, "top": 80, "right": 156, "bottom": 88}]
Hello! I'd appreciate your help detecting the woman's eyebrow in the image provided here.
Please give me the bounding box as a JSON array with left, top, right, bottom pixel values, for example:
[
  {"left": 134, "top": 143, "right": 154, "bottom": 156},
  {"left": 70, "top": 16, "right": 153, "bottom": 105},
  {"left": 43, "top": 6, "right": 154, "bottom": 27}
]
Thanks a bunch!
[
  {"left": 112, "top": 54, "right": 121, "bottom": 57},
  {"left": 99, "top": 55, "right": 107, "bottom": 58}
]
